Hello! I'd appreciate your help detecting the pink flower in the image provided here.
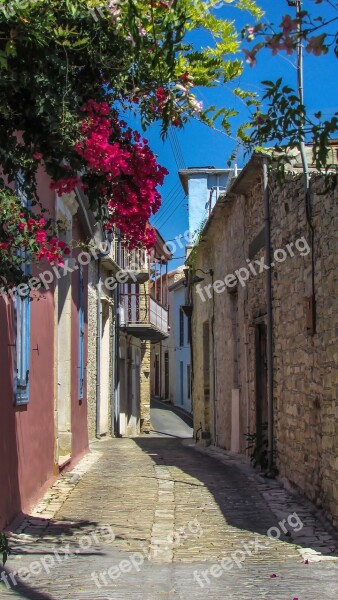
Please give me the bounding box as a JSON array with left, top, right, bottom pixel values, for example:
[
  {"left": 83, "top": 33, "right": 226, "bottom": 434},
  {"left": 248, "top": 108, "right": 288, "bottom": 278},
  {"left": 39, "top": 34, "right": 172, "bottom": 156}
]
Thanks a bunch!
[
  {"left": 306, "top": 34, "right": 328, "bottom": 56},
  {"left": 35, "top": 230, "right": 47, "bottom": 244},
  {"left": 243, "top": 48, "right": 257, "bottom": 67},
  {"left": 33, "top": 152, "right": 43, "bottom": 160},
  {"left": 27, "top": 218, "right": 36, "bottom": 231},
  {"left": 266, "top": 35, "right": 282, "bottom": 56},
  {"left": 280, "top": 36, "right": 295, "bottom": 55},
  {"left": 280, "top": 14, "right": 297, "bottom": 36}
]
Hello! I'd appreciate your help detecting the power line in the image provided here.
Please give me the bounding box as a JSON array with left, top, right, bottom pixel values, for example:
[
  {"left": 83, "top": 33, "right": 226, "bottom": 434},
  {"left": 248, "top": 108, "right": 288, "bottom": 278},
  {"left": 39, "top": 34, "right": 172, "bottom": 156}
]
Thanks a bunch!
[
  {"left": 152, "top": 183, "right": 182, "bottom": 225},
  {"left": 152, "top": 182, "right": 181, "bottom": 223},
  {"left": 154, "top": 189, "right": 186, "bottom": 229},
  {"left": 156, "top": 194, "right": 187, "bottom": 229},
  {"left": 169, "top": 126, "right": 185, "bottom": 169},
  {"left": 168, "top": 129, "right": 181, "bottom": 169}
]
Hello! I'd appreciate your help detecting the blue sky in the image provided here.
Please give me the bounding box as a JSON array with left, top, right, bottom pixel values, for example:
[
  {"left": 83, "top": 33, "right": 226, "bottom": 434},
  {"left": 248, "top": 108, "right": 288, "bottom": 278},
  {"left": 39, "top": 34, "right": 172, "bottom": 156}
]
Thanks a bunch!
[{"left": 144, "top": 0, "right": 337, "bottom": 266}]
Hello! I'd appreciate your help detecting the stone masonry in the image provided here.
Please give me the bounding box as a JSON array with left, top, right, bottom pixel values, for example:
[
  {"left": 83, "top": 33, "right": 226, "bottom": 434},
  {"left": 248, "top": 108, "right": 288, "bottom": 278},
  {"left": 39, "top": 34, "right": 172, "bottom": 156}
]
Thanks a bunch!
[
  {"left": 4, "top": 434, "right": 338, "bottom": 599},
  {"left": 190, "top": 149, "right": 338, "bottom": 529},
  {"left": 140, "top": 340, "right": 151, "bottom": 432}
]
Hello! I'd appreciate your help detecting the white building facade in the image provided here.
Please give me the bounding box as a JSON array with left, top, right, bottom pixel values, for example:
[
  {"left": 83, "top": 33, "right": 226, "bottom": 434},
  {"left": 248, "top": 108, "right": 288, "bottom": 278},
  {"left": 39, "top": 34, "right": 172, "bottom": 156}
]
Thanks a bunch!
[{"left": 153, "top": 267, "right": 191, "bottom": 414}]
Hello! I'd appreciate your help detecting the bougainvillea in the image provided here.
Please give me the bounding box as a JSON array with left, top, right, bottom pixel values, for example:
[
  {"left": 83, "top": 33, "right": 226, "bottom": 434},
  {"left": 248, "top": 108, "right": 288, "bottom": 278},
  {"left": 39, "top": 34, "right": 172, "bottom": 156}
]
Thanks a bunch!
[
  {"left": 77, "top": 101, "right": 169, "bottom": 244},
  {"left": 0, "top": 186, "right": 69, "bottom": 288},
  {"left": 52, "top": 99, "right": 168, "bottom": 249}
]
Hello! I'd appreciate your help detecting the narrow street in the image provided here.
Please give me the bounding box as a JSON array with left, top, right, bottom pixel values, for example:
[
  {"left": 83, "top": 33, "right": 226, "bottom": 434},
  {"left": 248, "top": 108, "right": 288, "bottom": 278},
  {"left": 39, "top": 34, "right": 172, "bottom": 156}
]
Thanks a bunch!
[{"left": 2, "top": 401, "right": 338, "bottom": 600}]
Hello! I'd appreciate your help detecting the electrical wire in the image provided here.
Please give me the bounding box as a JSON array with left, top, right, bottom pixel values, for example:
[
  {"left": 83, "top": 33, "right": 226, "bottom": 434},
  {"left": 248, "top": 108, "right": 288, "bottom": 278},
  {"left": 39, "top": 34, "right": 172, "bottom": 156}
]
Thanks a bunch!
[
  {"left": 154, "top": 190, "right": 186, "bottom": 229},
  {"left": 153, "top": 188, "right": 185, "bottom": 228},
  {"left": 152, "top": 182, "right": 182, "bottom": 225},
  {"left": 156, "top": 194, "right": 187, "bottom": 229},
  {"left": 169, "top": 125, "right": 185, "bottom": 169}
]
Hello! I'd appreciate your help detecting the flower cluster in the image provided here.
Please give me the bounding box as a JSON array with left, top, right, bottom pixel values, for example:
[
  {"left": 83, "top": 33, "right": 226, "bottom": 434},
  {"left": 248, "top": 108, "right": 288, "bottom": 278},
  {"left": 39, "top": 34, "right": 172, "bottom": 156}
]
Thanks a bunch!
[
  {"left": 53, "top": 100, "right": 168, "bottom": 249},
  {"left": 243, "top": 11, "right": 330, "bottom": 63},
  {"left": 0, "top": 190, "right": 69, "bottom": 280}
]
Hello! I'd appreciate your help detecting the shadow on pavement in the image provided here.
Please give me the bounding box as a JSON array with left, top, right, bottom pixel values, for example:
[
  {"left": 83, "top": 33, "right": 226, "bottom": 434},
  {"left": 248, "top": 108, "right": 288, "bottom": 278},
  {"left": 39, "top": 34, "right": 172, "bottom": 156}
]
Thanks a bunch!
[{"left": 134, "top": 436, "right": 338, "bottom": 559}]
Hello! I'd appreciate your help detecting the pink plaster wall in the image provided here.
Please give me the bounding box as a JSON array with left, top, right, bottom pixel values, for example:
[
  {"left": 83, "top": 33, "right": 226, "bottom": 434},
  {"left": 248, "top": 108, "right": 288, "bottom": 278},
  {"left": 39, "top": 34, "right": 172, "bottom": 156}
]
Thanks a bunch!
[
  {"left": 0, "top": 170, "right": 89, "bottom": 529},
  {"left": 0, "top": 169, "right": 56, "bottom": 529}
]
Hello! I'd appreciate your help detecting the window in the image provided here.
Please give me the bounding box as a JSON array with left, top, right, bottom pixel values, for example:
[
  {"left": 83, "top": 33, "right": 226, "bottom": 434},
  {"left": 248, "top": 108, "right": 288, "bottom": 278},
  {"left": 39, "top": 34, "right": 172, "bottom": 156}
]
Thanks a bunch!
[
  {"left": 180, "top": 361, "right": 184, "bottom": 405},
  {"left": 14, "top": 290, "right": 31, "bottom": 405},
  {"left": 179, "top": 308, "right": 184, "bottom": 347},
  {"left": 14, "top": 174, "right": 31, "bottom": 405},
  {"left": 187, "top": 365, "right": 191, "bottom": 399},
  {"left": 78, "top": 266, "right": 85, "bottom": 400}
]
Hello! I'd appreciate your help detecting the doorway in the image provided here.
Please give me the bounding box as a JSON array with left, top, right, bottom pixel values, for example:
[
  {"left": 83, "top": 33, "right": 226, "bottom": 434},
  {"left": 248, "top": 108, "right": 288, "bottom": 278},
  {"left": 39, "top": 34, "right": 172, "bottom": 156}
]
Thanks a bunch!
[
  {"left": 180, "top": 361, "right": 184, "bottom": 406},
  {"left": 99, "top": 302, "right": 110, "bottom": 435},
  {"left": 154, "top": 353, "right": 160, "bottom": 397},
  {"left": 255, "top": 322, "right": 268, "bottom": 465},
  {"left": 164, "top": 352, "right": 169, "bottom": 399}
]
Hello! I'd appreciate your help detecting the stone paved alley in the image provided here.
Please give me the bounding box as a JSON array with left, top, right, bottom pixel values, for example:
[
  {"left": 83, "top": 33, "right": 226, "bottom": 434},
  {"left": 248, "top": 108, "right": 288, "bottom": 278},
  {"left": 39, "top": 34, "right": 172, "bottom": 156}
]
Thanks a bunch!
[{"left": 1, "top": 401, "right": 338, "bottom": 600}]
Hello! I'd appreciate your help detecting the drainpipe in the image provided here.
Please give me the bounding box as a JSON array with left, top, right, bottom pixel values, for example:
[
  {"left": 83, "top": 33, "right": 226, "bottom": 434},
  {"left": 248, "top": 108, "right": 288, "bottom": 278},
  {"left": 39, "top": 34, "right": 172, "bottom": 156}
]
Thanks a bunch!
[
  {"left": 244, "top": 300, "right": 250, "bottom": 446},
  {"left": 263, "top": 158, "right": 274, "bottom": 473},
  {"left": 210, "top": 270, "right": 217, "bottom": 446},
  {"left": 96, "top": 258, "right": 102, "bottom": 438}
]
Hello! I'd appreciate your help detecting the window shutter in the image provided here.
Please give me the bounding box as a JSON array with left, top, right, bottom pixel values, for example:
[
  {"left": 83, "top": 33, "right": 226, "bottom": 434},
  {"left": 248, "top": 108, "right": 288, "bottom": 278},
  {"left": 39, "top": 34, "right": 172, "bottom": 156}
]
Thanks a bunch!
[
  {"left": 14, "top": 293, "right": 31, "bottom": 405},
  {"left": 14, "top": 173, "right": 31, "bottom": 406}
]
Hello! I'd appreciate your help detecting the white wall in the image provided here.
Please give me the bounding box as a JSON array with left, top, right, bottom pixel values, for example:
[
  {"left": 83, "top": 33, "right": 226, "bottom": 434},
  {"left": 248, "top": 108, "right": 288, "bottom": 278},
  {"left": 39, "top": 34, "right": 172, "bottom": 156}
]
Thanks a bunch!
[{"left": 172, "top": 285, "right": 191, "bottom": 413}]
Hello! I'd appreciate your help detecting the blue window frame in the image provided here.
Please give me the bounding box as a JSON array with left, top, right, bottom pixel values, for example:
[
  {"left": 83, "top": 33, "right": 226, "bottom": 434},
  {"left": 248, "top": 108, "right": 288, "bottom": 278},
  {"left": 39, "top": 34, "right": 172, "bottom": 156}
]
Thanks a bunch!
[
  {"left": 14, "top": 174, "right": 31, "bottom": 405},
  {"left": 78, "top": 266, "right": 85, "bottom": 400}
]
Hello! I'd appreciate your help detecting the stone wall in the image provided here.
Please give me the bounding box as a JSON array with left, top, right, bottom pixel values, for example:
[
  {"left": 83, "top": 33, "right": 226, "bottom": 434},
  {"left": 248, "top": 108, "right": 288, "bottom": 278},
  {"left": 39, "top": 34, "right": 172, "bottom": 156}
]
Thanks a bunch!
[
  {"left": 191, "top": 195, "right": 248, "bottom": 450},
  {"left": 268, "top": 172, "right": 338, "bottom": 528},
  {"left": 87, "top": 261, "right": 115, "bottom": 440},
  {"left": 140, "top": 340, "right": 151, "bottom": 432},
  {"left": 190, "top": 160, "right": 338, "bottom": 528}
]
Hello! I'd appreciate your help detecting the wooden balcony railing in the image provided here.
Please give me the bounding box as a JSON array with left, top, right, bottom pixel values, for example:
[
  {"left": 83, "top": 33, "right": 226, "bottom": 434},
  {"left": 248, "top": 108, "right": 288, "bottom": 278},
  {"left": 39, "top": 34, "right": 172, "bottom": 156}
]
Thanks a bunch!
[{"left": 110, "top": 239, "right": 149, "bottom": 272}]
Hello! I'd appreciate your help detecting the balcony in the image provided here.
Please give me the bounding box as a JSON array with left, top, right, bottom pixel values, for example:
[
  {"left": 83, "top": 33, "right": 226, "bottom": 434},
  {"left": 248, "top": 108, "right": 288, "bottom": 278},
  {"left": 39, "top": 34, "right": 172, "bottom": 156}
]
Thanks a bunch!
[
  {"left": 101, "top": 239, "right": 149, "bottom": 283},
  {"left": 119, "top": 292, "right": 169, "bottom": 341}
]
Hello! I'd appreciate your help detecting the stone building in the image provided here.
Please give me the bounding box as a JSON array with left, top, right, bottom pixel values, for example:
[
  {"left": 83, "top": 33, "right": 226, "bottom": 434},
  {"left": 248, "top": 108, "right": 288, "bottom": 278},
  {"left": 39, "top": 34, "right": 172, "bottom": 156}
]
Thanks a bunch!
[
  {"left": 188, "top": 144, "right": 338, "bottom": 527},
  {"left": 119, "top": 230, "right": 172, "bottom": 434}
]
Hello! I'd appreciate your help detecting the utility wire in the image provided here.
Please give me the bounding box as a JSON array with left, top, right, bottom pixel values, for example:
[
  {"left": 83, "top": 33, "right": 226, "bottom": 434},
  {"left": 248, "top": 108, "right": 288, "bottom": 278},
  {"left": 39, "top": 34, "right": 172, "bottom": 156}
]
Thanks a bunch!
[
  {"left": 154, "top": 189, "right": 186, "bottom": 229},
  {"left": 152, "top": 182, "right": 182, "bottom": 225},
  {"left": 169, "top": 125, "right": 185, "bottom": 168},
  {"left": 156, "top": 194, "right": 187, "bottom": 230},
  {"left": 152, "top": 184, "right": 182, "bottom": 225}
]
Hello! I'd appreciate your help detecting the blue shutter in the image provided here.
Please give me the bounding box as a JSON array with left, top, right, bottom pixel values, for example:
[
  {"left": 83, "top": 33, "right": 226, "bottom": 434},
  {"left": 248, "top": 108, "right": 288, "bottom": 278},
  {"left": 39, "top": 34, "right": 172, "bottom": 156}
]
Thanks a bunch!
[
  {"left": 14, "top": 173, "right": 31, "bottom": 405},
  {"left": 78, "top": 266, "right": 85, "bottom": 400},
  {"left": 14, "top": 291, "right": 31, "bottom": 405}
]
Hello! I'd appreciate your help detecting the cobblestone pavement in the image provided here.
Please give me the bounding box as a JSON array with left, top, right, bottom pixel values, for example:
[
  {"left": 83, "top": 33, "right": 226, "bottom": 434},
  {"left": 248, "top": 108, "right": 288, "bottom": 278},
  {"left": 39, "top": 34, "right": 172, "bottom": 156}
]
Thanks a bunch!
[{"left": 1, "top": 410, "right": 338, "bottom": 599}]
